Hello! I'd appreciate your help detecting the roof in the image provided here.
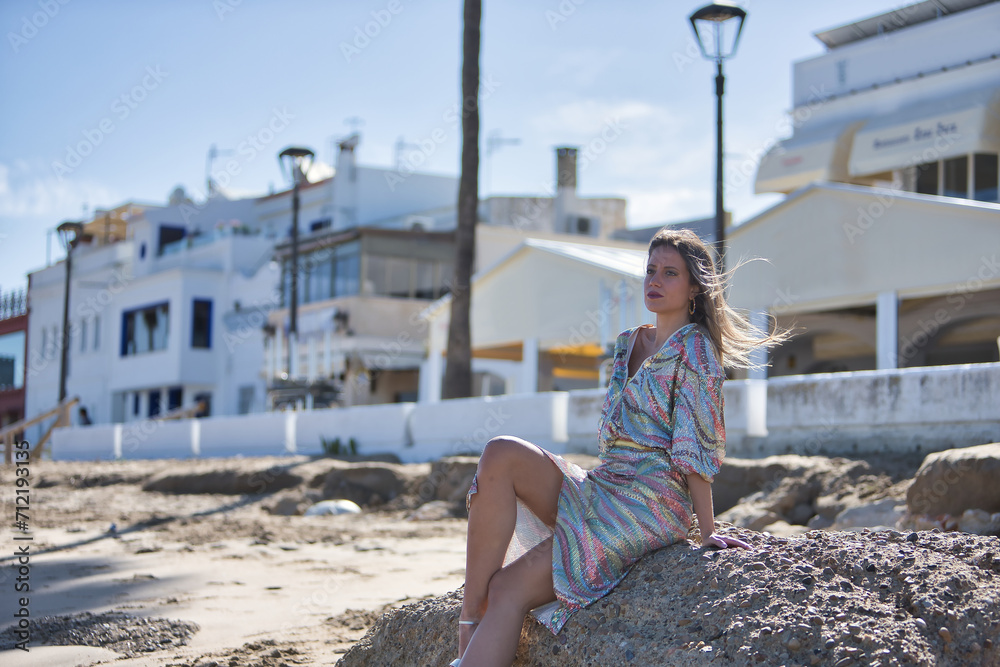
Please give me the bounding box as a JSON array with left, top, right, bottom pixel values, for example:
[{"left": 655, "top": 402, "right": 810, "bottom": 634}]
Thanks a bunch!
[
  {"left": 814, "top": 0, "right": 997, "bottom": 49},
  {"left": 421, "top": 236, "right": 647, "bottom": 320},
  {"left": 733, "top": 181, "right": 1000, "bottom": 238},
  {"left": 521, "top": 238, "right": 646, "bottom": 278}
]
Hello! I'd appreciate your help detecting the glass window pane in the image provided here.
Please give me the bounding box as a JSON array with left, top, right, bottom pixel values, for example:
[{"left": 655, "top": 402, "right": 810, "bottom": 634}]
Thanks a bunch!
[
  {"left": 335, "top": 252, "right": 360, "bottom": 297},
  {"left": 385, "top": 257, "right": 412, "bottom": 297},
  {"left": 414, "top": 260, "right": 437, "bottom": 299},
  {"left": 942, "top": 156, "right": 968, "bottom": 199},
  {"left": 309, "top": 256, "right": 332, "bottom": 302},
  {"left": 915, "top": 162, "right": 938, "bottom": 195},
  {"left": 974, "top": 153, "right": 998, "bottom": 202}
]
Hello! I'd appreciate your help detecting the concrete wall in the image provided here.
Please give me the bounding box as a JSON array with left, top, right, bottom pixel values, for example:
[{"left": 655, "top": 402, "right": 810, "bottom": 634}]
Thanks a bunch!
[
  {"left": 745, "top": 362, "right": 1000, "bottom": 457},
  {"left": 48, "top": 364, "right": 1000, "bottom": 463},
  {"left": 408, "top": 392, "right": 569, "bottom": 462}
]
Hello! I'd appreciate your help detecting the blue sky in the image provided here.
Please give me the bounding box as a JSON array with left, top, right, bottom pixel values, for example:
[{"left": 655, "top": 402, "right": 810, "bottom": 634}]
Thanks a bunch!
[{"left": 0, "top": 0, "right": 908, "bottom": 292}]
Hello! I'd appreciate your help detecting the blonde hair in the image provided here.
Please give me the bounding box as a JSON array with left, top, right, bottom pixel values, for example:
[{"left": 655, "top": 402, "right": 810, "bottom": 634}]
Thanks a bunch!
[{"left": 648, "top": 228, "right": 789, "bottom": 369}]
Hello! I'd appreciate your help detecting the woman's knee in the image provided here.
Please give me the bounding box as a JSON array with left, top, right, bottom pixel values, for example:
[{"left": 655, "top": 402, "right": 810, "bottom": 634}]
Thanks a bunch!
[
  {"left": 478, "top": 436, "right": 527, "bottom": 474},
  {"left": 485, "top": 568, "right": 532, "bottom": 615}
]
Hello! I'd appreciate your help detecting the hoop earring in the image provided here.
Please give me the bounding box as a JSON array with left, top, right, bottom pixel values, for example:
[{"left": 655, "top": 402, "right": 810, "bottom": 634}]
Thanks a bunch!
[{"left": 688, "top": 296, "right": 696, "bottom": 315}]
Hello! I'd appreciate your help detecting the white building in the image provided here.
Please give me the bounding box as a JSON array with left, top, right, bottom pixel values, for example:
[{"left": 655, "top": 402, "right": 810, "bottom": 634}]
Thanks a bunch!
[
  {"left": 736, "top": 0, "right": 1000, "bottom": 377},
  {"left": 260, "top": 143, "right": 634, "bottom": 409}
]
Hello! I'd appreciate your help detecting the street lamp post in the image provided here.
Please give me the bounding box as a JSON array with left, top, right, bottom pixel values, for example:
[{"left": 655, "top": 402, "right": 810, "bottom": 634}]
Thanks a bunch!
[
  {"left": 277, "top": 147, "right": 314, "bottom": 378},
  {"left": 56, "top": 220, "right": 84, "bottom": 403},
  {"left": 688, "top": 1, "right": 747, "bottom": 271}
]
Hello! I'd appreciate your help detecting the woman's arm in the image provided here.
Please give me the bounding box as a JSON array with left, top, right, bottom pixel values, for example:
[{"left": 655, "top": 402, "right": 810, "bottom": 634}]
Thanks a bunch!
[{"left": 685, "top": 473, "right": 751, "bottom": 549}]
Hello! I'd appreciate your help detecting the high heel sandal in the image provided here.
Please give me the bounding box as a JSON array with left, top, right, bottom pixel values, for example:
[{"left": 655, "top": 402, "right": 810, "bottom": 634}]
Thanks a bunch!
[{"left": 450, "top": 620, "right": 479, "bottom": 666}]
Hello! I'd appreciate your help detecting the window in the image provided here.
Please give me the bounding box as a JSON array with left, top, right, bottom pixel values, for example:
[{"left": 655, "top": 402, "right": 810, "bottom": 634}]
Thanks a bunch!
[
  {"left": 133, "top": 392, "right": 140, "bottom": 416},
  {"left": 974, "top": 153, "right": 999, "bottom": 202},
  {"left": 121, "top": 302, "right": 169, "bottom": 356},
  {"left": 167, "top": 386, "right": 183, "bottom": 412},
  {"left": 308, "top": 255, "right": 332, "bottom": 303},
  {"left": 238, "top": 385, "right": 255, "bottom": 414},
  {"left": 915, "top": 162, "right": 938, "bottom": 195},
  {"left": 193, "top": 392, "right": 212, "bottom": 418},
  {"left": 94, "top": 315, "right": 100, "bottom": 350},
  {"left": 157, "top": 224, "right": 186, "bottom": 255},
  {"left": 334, "top": 243, "right": 360, "bottom": 297},
  {"left": 192, "top": 299, "right": 212, "bottom": 349},
  {"left": 943, "top": 156, "right": 968, "bottom": 199},
  {"left": 80, "top": 318, "right": 87, "bottom": 353},
  {"left": 148, "top": 389, "right": 161, "bottom": 417},
  {"left": 40, "top": 328, "right": 47, "bottom": 358}
]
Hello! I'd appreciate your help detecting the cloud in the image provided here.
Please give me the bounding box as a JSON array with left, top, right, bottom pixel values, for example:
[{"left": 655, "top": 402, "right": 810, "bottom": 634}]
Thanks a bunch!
[
  {"left": 0, "top": 160, "right": 119, "bottom": 220},
  {"left": 544, "top": 49, "right": 625, "bottom": 88}
]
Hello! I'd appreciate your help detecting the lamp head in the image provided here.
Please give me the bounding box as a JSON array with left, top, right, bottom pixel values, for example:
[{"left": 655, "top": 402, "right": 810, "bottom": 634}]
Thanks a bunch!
[
  {"left": 56, "top": 220, "right": 85, "bottom": 250},
  {"left": 278, "top": 146, "right": 316, "bottom": 186},
  {"left": 688, "top": 1, "right": 747, "bottom": 62}
]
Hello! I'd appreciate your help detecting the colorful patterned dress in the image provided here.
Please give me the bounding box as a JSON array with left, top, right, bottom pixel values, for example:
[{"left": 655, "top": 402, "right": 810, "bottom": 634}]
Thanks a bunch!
[{"left": 467, "top": 322, "right": 726, "bottom": 633}]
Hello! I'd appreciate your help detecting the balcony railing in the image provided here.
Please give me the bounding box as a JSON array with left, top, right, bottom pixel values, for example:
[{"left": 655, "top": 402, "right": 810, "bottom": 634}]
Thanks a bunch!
[{"left": 0, "top": 288, "right": 26, "bottom": 321}]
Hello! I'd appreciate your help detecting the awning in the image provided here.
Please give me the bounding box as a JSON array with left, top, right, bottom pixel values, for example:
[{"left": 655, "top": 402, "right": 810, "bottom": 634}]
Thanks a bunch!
[
  {"left": 754, "top": 120, "right": 863, "bottom": 194},
  {"left": 849, "top": 88, "right": 1000, "bottom": 177}
]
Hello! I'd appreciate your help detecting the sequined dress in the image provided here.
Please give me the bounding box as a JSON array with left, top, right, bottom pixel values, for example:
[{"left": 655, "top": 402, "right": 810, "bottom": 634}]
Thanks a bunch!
[{"left": 467, "top": 322, "right": 726, "bottom": 633}]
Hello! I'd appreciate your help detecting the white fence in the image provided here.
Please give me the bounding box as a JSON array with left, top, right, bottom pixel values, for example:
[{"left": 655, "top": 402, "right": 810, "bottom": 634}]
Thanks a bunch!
[{"left": 49, "top": 363, "right": 1000, "bottom": 462}]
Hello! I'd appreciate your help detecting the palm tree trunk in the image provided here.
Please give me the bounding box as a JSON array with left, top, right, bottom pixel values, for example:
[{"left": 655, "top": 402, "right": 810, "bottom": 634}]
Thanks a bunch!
[{"left": 443, "top": 0, "right": 481, "bottom": 400}]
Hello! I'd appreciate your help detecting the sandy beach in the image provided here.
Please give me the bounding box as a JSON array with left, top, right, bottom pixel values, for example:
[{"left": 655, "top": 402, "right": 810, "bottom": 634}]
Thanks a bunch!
[{"left": 0, "top": 456, "right": 470, "bottom": 667}]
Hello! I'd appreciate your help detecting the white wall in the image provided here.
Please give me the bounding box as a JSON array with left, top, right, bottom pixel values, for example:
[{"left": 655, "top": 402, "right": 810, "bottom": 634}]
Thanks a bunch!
[
  {"left": 403, "top": 393, "right": 569, "bottom": 462},
  {"left": 47, "top": 364, "right": 1000, "bottom": 463},
  {"left": 755, "top": 362, "right": 1000, "bottom": 457},
  {"left": 794, "top": 4, "right": 1000, "bottom": 108}
]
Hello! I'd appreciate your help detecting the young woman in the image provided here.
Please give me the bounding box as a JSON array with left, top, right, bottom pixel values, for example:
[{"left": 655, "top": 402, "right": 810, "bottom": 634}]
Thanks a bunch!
[{"left": 452, "top": 228, "right": 786, "bottom": 667}]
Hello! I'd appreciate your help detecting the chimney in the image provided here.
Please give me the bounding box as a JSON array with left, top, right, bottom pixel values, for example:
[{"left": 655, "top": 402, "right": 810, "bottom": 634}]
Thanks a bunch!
[
  {"left": 554, "top": 146, "right": 578, "bottom": 233},
  {"left": 333, "top": 133, "right": 360, "bottom": 229},
  {"left": 556, "top": 146, "right": 578, "bottom": 190}
]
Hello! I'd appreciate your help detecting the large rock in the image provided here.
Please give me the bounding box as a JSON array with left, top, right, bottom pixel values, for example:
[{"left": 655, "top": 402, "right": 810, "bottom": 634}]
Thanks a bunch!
[
  {"left": 906, "top": 443, "right": 1000, "bottom": 517},
  {"left": 319, "top": 462, "right": 427, "bottom": 507},
  {"left": 339, "top": 528, "right": 1000, "bottom": 666},
  {"left": 142, "top": 464, "right": 304, "bottom": 494}
]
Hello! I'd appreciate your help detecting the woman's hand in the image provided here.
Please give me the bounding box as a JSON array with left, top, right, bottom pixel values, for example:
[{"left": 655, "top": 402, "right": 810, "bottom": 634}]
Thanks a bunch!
[{"left": 702, "top": 533, "right": 751, "bottom": 550}]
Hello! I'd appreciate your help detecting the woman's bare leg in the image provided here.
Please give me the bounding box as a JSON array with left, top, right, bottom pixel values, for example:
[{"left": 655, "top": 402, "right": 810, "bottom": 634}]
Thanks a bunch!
[
  {"left": 459, "top": 436, "right": 563, "bottom": 658},
  {"left": 460, "top": 537, "right": 557, "bottom": 667}
]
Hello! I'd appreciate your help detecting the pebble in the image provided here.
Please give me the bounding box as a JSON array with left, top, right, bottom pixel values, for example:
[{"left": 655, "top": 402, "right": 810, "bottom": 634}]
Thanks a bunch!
[
  {"left": 760, "top": 626, "right": 773, "bottom": 635},
  {"left": 915, "top": 618, "right": 927, "bottom": 630},
  {"left": 786, "top": 637, "right": 802, "bottom": 651},
  {"left": 751, "top": 562, "right": 767, "bottom": 571},
  {"left": 836, "top": 613, "right": 848, "bottom": 621},
  {"left": 825, "top": 638, "right": 837, "bottom": 649},
  {"left": 0, "top": 611, "right": 199, "bottom": 658},
  {"left": 780, "top": 557, "right": 794, "bottom": 566},
  {"left": 906, "top": 532, "right": 919, "bottom": 542},
  {"left": 848, "top": 624, "right": 862, "bottom": 636},
  {"left": 823, "top": 567, "right": 835, "bottom": 577},
  {"left": 834, "top": 657, "right": 854, "bottom": 666},
  {"left": 938, "top": 627, "right": 952, "bottom": 642},
  {"left": 985, "top": 639, "right": 994, "bottom": 649},
  {"left": 866, "top": 563, "right": 877, "bottom": 572}
]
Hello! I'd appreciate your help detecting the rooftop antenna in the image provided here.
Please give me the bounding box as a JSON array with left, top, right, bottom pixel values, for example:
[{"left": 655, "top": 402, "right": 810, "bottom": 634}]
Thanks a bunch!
[
  {"left": 394, "top": 136, "right": 421, "bottom": 170},
  {"left": 485, "top": 130, "right": 521, "bottom": 196},
  {"left": 206, "top": 144, "right": 236, "bottom": 197}
]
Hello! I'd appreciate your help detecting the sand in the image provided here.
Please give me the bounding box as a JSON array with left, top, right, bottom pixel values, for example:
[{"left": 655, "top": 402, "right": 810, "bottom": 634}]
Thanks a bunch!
[{"left": 0, "top": 458, "right": 468, "bottom": 666}]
